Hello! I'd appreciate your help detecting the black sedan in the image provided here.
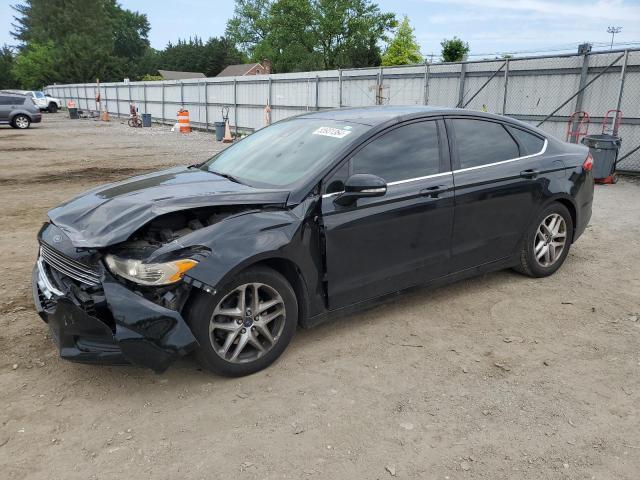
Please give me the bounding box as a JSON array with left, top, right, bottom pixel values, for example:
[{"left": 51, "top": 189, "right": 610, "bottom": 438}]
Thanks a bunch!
[{"left": 33, "top": 106, "right": 594, "bottom": 376}]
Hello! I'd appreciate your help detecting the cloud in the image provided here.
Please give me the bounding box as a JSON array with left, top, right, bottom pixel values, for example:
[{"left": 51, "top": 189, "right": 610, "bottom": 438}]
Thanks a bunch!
[{"left": 420, "top": 0, "right": 640, "bottom": 22}]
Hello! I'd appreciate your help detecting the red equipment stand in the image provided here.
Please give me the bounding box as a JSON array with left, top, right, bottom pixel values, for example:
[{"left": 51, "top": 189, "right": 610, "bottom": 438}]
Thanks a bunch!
[{"left": 565, "top": 111, "right": 590, "bottom": 144}]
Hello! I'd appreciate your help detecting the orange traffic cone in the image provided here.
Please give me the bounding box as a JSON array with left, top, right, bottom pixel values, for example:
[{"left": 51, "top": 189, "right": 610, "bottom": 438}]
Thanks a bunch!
[{"left": 222, "top": 120, "right": 233, "bottom": 143}]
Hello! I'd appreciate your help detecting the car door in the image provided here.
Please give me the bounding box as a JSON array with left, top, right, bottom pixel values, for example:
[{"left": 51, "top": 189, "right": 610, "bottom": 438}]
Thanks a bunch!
[
  {"left": 320, "top": 119, "right": 454, "bottom": 310},
  {"left": 447, "top": 117, "right": 547, "bottom": 272},
  {"left": 0, "top": 95, "right": 12, "bottom": 122}
]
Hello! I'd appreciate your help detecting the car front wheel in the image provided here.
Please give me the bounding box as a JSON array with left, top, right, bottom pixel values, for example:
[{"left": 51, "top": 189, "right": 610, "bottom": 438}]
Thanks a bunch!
[
  {"left": 48, "top": 103, "right": 58, "bottom": 113},
  {"left": 188, "top": 266, "right": 298, "bottom": 377},
  {"left": 12, "top": 114, "right": 31, "bottom": 129},
  {"left": 515, "top": 202, "right": 574, "bottom": 277}
]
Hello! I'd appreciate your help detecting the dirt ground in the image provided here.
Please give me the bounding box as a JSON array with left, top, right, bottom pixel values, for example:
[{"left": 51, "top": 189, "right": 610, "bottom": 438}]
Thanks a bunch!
[{"left": 1, "top": 114, "right": 639, "bottom": 480}]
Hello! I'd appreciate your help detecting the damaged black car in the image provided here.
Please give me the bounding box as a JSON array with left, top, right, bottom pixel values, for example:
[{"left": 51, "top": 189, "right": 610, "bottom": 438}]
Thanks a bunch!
[{"left": 33, "top": 106, "right": 594, "bottom": 376}]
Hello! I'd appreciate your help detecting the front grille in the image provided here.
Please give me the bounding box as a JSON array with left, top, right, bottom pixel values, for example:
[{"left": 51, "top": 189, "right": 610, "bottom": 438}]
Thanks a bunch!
[{"left": 40, "top": 243, "right": 101, "bottom": 287}]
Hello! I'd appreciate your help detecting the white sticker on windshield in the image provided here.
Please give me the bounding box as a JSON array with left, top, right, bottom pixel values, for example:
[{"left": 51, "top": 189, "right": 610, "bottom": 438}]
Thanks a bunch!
[{"left": 313, "top": 126, "right": 352, "bottom": 139}]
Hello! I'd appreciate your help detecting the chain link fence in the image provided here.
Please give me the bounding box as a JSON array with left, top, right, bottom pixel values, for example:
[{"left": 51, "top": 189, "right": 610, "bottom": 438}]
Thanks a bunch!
[{"left": 46, "top": 48, "right": 640, "bottom": 173}]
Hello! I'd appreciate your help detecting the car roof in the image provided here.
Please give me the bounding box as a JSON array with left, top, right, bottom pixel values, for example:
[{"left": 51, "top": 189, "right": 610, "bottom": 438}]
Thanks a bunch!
[
  {"left": 298, "top": 105, "right": 542, "bottom": 133},
  {"left": 0, "top": 89, "right": 30, "bottom": 96}
]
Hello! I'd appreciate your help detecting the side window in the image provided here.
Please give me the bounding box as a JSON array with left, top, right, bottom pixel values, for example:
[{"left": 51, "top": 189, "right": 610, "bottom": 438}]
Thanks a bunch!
[
  {"left": 506, "top": 125, "right": 545, "bottom": 155},
  {"left": 350, "top": 121, "right": 440, "bottom": 183},
  {"left": 0, "top": 96, "right": 13, "bottom": 105},
  {"left": 452, "top": 119, "right": 519, "bottom": 169}
]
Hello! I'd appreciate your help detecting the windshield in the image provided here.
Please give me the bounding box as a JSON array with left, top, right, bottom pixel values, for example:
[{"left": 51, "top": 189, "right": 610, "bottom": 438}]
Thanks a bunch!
[
  {"left": 34, "top": 91, "right": 45, "bottom": 98},
  {"left": 202, "top": 118, "right": 369, "bottom": 188}
]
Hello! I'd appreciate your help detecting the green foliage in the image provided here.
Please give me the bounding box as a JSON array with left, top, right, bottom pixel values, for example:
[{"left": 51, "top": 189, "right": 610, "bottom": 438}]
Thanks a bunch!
[
  {"left": 0, "top": 45, "right": 17, "bottom": 89},
  {"left": 226, "top": 0, "right": 397, "bottom": 72},
  {"left": 440, "top": 36, "right": 470, "bottom": 62},
  {"left": 381, "top": 16, "right": 423, "bottom": 66},
  {"left": 158, "top": 37, "right": 246, "bottom": 77},
  {"left": 10, "top": 0, "right": 153, "bottom": 86},
  {"left": 12, "top": 41, "right": 57, "bottom": 89},
  {"left": 141, "top": 74, "right": 163, "bottom": 81}
]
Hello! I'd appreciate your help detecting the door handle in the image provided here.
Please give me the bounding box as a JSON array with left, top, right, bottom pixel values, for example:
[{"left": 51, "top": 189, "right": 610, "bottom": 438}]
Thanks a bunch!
[
  {"left": 520, "top": 169, "right": 539, "bottom": 179},
  {"left": 420, "top": 185, "right": 449, "bottom": 198}
]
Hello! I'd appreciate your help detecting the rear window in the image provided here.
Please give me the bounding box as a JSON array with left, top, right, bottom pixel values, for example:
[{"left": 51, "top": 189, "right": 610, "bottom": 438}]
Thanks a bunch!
[
  {"left": 451, "top": 119, "right": 520, "bottom": 169},
  {"left": 506, "top": 125, "right": 545, "bottom": 155},
  {"left": 0, "top": 95, "right": 25, "bottom": 105}
]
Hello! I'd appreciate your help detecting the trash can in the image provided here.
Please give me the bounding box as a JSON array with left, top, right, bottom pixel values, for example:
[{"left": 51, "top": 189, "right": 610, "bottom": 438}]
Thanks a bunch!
[
  {"left": 581, "top": 134, "right": 621, "bottom": 182},
  {"left": 214, "top": 121, "right": 225, "bottom": 141},
  {"left": 68, "top": 107, "right": 79, "bottom": 119},
  {"left": 141, "top": 113, "right": 152, "bottom": 127}
]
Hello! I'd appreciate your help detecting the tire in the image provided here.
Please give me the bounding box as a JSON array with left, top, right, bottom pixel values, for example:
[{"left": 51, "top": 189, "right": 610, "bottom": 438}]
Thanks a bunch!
[
  {"left": 514, "top": 202, "right": 574, "bottom": 278},
  {"left": 48, "top": 103, "right": 58, "bottom": 113},
  {"left": 12, "top": 114, "right": 31, "bottom": 129},
  {"left": 188, "top": 266, "right": 298, "bottom": 377}
]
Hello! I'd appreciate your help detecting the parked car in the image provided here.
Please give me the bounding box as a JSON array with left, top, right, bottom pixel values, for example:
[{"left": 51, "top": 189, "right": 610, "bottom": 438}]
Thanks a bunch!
[
  {"left": 33, "top": 106, "right": 594, "bottom": 376},
  {"left": 0, "top": 89, "right": 61, "bottom": 113},
  {"left": 0, "top": 92, "right": 42, "bottom": 128}
]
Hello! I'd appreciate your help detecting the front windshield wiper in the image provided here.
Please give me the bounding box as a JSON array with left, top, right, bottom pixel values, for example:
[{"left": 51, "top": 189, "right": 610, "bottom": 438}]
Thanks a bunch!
[{"left": 210, "top": 170, "right": 244, "bottom": 185}]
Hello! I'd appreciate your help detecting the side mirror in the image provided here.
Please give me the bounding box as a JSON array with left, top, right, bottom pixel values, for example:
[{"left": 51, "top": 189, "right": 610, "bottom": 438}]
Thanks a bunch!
[{"left": 335, "top": 174, "right": 387, "bottom": 206}]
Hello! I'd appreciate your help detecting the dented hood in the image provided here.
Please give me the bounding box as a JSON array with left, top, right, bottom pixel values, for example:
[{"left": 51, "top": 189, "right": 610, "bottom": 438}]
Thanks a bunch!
[{"left": 48, "top": 166, "right": 290, "bottom": 248}]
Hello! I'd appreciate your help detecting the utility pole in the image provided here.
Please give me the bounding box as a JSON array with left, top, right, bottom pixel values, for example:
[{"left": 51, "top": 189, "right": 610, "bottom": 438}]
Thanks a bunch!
[{"left": 607, "top": 26, "right": 622, "bottom": 50}]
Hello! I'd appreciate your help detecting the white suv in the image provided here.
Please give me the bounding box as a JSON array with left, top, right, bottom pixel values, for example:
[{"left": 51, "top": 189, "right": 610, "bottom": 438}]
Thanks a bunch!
[{"left": 0, "top": 90, "right": 61, "bottom": 113}]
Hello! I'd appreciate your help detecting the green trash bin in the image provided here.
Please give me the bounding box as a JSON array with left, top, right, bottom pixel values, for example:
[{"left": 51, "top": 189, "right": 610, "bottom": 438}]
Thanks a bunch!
[
  {"left": 141, "top": 113, "right": 152, "bottom": 127},
  {"left": 68, "top": 107, "right": 79, "bottom": 119},
  {"left": 581, "top": 134, "right": 621, "bottom": 182}
]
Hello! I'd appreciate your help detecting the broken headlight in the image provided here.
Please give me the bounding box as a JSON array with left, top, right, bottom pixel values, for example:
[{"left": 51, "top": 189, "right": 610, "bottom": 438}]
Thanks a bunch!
[{"left": 105, "top": 254, "right": 198, "bottom": 286}]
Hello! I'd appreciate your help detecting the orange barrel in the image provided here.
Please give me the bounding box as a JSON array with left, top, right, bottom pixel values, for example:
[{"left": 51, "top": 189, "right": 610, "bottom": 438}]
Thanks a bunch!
[{"left": 177, "top": 108, "right": 191, "bottom": 133}]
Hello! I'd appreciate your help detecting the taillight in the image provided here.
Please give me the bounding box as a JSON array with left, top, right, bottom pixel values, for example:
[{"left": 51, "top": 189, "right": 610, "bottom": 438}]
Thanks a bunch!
[{"left": 583, "top": 153, "right": 593, "bottom": 171}]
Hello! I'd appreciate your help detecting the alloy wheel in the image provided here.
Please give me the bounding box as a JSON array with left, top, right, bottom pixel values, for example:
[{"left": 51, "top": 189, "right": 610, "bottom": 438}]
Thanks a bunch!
[
  {"left": 534, "top": 213, "right": 567, "bottom": 267},
  {"left": 15, "top": 116, "right": 29, "bottom": 129},
  {"left": 209, "top": 283, "right": 286, "bottom": 364}
]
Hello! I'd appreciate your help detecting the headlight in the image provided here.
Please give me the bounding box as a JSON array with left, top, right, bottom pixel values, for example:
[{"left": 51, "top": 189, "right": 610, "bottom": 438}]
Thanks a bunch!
[{"left": 105, "top": 254, "right": 198, "bottom": 286}]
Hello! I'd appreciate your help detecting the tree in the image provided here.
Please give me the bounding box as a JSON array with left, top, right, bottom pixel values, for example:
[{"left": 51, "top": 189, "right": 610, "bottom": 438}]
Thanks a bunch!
[
  {"left": 381, "top": 16, "right": 423, "bottom": 66},
  {"left": 440, "top": 36, "right": 469, "bottom": 62},
  {"left": 226, "top": 0, "right": 396, "bottom": 73},
  {"left": 0, "top": 46, "right": 17, "bottom": 89},
  {"left": 10, "top": 0, "right": 155, "bottom": 85},
  {"left": 158, "top": 37, "right": 246, "bottom": 77},
  {"left": 12, "top": 41, "right": 57, "bottom": 88}
]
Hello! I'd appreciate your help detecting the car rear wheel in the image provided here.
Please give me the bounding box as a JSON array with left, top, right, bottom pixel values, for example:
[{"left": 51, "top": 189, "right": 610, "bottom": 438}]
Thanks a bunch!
[
  {"left": 188, "top": 266, "right": 297, "bottom": 377},
  {"left": 12, "top": 114, "right": 31, "bottom": 129},
  {"left": 48, "top": 103, "right": 58, "bottom": 113},
  {"left": 515, "top": 202, "right": 573, "bottom": 277}
]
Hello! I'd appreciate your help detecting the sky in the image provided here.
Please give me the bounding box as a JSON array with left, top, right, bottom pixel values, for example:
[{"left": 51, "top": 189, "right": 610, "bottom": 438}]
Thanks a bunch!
[{"left": 1, "top": 0, "right": 639, "bottom": 59}]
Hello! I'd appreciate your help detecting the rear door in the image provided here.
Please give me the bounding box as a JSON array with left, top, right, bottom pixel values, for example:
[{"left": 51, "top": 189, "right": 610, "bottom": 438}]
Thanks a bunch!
[
  {"left": 321, "top": 119, "right": 454, "bottom": 309},
  {"left": 447, "top": 117, "right": 547, "bottom": 271},
  {"left": 0, "top": 95, "right": 14, "bottom": 122}
]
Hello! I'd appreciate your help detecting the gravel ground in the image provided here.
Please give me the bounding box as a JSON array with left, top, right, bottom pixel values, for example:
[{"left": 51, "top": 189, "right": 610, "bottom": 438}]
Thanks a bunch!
[{"left": 1, "top": 114, "right": 639, "bottom": 480}]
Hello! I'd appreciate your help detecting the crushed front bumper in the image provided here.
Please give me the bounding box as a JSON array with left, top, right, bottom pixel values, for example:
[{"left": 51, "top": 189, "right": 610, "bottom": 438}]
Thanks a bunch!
[{"left": 32, "top": 237, "right": 198, "bottom": 373}]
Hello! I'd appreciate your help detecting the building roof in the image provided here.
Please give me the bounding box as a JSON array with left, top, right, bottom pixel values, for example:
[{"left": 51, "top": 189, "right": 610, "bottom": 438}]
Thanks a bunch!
[
  {"left": 217, "top": 63, "right": 263, "bottom": 77},
  {"left": 158, "top": 70, "right": 206, "bottom": 80}
]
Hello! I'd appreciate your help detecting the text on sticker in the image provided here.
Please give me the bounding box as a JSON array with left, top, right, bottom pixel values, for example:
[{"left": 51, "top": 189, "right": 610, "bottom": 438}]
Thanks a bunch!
[{"left": 312, "top": 127, "right": 352, "bottom": 139}]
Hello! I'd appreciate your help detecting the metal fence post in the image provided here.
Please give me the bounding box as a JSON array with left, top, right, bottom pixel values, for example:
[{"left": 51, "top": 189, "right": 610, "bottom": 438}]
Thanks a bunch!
[
  {"left": 615, "top": 49, "right": 629, "bottom": 113},
  {"left": 315, "top": 75, "right": 320, "bottom": 111},
  {"left": 338, "top": 69, "right": 343, "bottom": 108},
  {"left": 457, "top": 61, "right": 467, "bottom": 108},
  {"left": 502, "top": 58, "right": 510, "bottom": 114},
  {"left": 376, "top": 67, "right": 384, "bottom": 105},
  {"left": 161, "top": 83, "right": 165, "bottom": 124},
  {"left": 423, "top": 62, "right": 430, "bottom": 105},
  {"left": 180, "top": 81, "right": 184, "bottom": 107},
  {"left": 204, "top": 80, "right": 209, "bottom": 131},
  {"left": 115, "top": 85, "right": 119, "bottom": 118},
  {"left": 233, "top": 78, "right": 238, "bottom": 135},
  {"left": 143, "top": 83, "right": 147, "bottom": 114},
  {"left": 574, "top": 51, "right": 590, "bottom": 115}
]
